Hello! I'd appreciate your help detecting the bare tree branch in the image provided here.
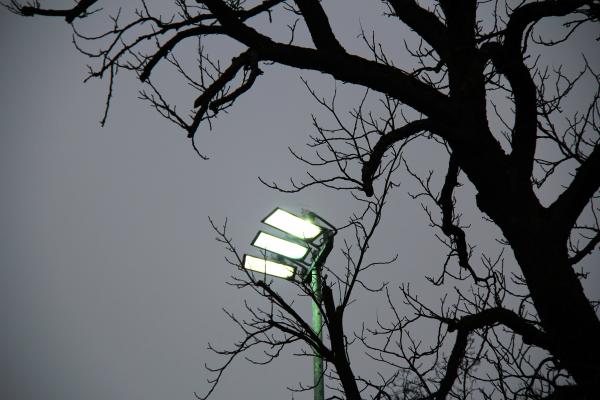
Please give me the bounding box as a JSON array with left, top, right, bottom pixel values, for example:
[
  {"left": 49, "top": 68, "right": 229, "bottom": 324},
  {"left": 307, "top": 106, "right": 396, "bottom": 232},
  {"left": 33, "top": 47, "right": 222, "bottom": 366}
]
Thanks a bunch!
[
  {"left": 199, "top": 0, "right": 453, "bottom": 122},
  {"left": 14, "top": 0, "right": 98, "bottom": 23},
  {"left": 569, "top": 230, "right": 600, "bottom": 265},
  {"left": 385, "top": 0, "right": 448, "bottom": 59},
  {"left": 551, "top": 145, "right": 600, "bottom": 234},
  {"left": 362, "top": 119, "right": 432, "bottom": 196},
  {"left": 293, "top": 0, "right": 344, "bottom": 52}
]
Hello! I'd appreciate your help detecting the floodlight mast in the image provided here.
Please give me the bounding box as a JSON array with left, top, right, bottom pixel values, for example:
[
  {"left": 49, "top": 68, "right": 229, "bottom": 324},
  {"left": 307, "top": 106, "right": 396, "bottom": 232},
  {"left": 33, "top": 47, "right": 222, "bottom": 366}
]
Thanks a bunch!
[
  {"left": 310, "top": 230, "right": 334, "bottom": 400},
  {"left": 245, "top": 208, "right": 336, "bottom": 400}
]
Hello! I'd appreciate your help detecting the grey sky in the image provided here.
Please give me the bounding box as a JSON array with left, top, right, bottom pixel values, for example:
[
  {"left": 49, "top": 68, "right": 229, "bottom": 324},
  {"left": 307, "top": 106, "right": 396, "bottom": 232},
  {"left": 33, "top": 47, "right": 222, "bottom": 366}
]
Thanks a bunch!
[{"left": 1, "top": 2, "right": 599, "bottom": 400}]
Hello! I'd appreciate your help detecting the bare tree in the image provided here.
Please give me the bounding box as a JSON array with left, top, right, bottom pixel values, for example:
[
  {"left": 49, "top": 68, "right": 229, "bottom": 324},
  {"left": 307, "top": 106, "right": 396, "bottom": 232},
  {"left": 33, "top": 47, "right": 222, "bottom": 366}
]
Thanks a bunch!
[{"left": 4, "top": 1, "right": 600, "bottom": 399}]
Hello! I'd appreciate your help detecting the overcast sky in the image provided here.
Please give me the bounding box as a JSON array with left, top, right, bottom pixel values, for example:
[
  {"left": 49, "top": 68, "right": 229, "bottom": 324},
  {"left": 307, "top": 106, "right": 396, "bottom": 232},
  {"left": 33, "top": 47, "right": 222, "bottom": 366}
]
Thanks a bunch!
[{"left": 1, "top": 2, "right": 599, "bottom": 400}]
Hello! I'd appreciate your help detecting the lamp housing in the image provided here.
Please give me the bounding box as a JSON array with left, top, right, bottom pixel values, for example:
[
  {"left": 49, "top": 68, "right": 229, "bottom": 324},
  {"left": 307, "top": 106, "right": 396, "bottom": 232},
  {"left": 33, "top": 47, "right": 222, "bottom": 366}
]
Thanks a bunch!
[
  {"left": 243, "top": 255, "right": 297, "bottom": 280},
  {"left": 262, "top": 208, "right": 323, "bottom": 241},
  {"left": 251, "top": 231, "right": 310, "bottom": 260}
]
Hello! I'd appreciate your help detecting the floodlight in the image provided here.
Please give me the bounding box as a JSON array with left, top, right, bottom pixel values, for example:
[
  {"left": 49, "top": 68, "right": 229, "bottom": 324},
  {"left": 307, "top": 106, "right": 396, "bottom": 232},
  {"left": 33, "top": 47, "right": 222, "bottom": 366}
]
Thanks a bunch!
[
  {"left": 243, "top": 206, "right": 336, "bottom": 400},
  {"left": 243, "top": 255, "right": 296, "bottom": 279},
  {"left": 263, "top": 208, "right": 322, "bottom": 240},
  {"left": 252, "top": 231, "right": 309, "bottom": 260}
]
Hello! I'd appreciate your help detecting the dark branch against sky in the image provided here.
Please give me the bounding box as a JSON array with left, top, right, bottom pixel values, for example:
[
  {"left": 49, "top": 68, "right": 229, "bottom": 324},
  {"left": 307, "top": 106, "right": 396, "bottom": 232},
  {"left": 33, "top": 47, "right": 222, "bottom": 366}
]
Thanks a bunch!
[{"left": 0, "top": 1, "right": 599, "bottom": 399}]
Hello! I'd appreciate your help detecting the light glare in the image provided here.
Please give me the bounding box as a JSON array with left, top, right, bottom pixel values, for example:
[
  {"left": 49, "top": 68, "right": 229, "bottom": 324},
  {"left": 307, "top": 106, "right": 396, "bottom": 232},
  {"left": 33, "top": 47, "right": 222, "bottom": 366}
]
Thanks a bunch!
[
  {"left": 243, "top": 255, "right": 295, "bottom": 279},
  {"left": 264, "top": 208, "right": 322, "bottom": 240},
  {"left": 253, "top": 231, "right": 309, "bottom": 259}
]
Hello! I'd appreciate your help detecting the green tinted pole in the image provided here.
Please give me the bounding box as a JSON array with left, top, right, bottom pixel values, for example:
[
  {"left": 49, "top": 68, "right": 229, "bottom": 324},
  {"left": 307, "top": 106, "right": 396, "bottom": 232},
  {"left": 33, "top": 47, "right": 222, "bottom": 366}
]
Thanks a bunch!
[
  {"left": 248, "top": 208, "right": 336, "bottom": 400},
  {"left": 310, "top": 234, "right": 333, "bottom": 400},
  {"left": 312, "top": 264, "right": 324, "bottom": 400}
]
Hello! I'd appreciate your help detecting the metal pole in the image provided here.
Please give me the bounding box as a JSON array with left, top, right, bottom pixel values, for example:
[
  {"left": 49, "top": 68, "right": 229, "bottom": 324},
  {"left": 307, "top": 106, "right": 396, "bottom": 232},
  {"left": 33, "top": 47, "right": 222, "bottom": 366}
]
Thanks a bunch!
[
  {"left": 310, "top": 233, "right": 333, "bottom": 400},
  {"left": 311, "top": 264, "right": 324, "bottom": 400}
]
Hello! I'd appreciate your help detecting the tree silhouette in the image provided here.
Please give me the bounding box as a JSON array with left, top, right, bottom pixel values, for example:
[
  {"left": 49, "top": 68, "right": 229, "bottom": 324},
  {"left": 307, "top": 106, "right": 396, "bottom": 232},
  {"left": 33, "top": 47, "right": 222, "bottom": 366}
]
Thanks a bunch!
[{"left": 4, "top": 1, "right": 600, "bottom": 399}]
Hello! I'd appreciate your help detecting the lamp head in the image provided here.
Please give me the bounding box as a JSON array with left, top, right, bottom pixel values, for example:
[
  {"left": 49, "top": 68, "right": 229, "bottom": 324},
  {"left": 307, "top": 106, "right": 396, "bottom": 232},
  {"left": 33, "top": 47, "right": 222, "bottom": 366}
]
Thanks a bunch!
[
  {"left": 243, "top": 255, "right": 296, "bottom": 280},
  {"left": 243, "top": 207, "right": 334, "bottom": 281},
  {"left": 263, "top": 208, "right": 323, "bottom": 240},
  {"left": 251, "top": 231, "right": 310, "bottom": 260}
]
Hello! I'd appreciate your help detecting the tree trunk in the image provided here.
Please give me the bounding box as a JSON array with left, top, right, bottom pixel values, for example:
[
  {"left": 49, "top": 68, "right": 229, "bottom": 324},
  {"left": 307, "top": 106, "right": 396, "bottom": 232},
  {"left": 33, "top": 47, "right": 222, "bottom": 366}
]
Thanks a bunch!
[
  {"left": 322, "top": 285, "right": 362, "bottom": 400},
  {"left": 504, "top": 212, "right": 600, "bottom": 397},
  {"left": 459, "top": 126, "right": 600, "bottom": 397}
]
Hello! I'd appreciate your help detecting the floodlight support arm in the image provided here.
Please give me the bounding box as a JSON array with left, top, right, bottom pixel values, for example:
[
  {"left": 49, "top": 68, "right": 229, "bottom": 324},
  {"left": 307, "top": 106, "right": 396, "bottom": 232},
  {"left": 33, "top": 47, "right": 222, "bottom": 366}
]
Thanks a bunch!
[
  {"left": 303, "top": 210, "right": 338, "bottom": 235},
  {"left": 310, "top": 232, "right": 334, "bottom": 400}
]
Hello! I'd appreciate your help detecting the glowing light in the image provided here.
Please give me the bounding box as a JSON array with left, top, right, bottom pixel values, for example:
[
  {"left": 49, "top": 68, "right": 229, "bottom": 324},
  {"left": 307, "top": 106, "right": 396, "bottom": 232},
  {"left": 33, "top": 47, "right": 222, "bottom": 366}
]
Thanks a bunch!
[
  {"left": 243, "top": 255, "right": 296, "bottom": 279},
  {"left": 252, "top": 231, "right": 309, "bottom": 259},
  {"left": 264, "top": 208, "right": 322, "bottom": 240}
]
